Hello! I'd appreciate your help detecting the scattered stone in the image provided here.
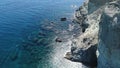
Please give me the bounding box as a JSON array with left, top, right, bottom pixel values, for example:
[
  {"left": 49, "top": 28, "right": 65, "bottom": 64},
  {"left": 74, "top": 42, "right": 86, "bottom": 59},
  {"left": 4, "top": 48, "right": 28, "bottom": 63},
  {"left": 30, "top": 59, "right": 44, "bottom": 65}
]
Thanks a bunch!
[
  {"left": 60, "top": 17, "right": 67, "bottom": 21},
  {"left": 64, "top": 52, "right": 72, "bottom": 60},
  {"left": 38, "top": 32, "right": 46, "bottom": 36},
  {"left": 55, "top": 38, "right": 62, "bottom": 42},
  {"left": 51, "top": 22, "right": 54, "bottom": 23}
]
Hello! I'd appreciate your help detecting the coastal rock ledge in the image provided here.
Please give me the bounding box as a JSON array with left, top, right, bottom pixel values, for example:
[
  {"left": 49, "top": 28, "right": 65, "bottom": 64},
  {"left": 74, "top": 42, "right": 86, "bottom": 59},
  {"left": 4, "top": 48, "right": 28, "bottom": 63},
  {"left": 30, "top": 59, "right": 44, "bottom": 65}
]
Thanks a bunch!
[{"left": 65, "top": 0, "right": 120, "bottom": 68}]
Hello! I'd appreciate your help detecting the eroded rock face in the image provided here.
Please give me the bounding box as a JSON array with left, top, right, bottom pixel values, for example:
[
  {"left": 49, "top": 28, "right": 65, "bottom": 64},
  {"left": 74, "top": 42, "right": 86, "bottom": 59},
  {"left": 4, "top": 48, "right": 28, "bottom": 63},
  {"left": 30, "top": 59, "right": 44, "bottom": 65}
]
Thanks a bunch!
[
  {"left": 65, "top": 44, "right": 97, "bottom": 66},
  {"left": 98, "top": 1, "right": 120, "bottom": 68},
  {"left": 88, "top": 0, "right": 113, "bottom": 14},
  {"left": 66, "top": 0, "right": 120, "bottom": 68},
  {"left": 89, "top": 0, "right": 113, "bottom": 7},
  {"left": 65, "top": 0, "right": 103, "bottom": 67}
]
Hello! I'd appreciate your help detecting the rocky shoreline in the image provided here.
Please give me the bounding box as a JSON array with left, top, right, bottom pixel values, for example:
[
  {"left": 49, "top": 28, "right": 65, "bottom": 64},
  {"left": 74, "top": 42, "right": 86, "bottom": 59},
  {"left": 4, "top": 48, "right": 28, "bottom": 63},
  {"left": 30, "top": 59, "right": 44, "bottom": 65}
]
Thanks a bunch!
[
  {"left": 65, "top": 0, "right": 120, "bottom": 68},
  {"left": 5, "top": 0, "right": 120, "bottom": 68}
]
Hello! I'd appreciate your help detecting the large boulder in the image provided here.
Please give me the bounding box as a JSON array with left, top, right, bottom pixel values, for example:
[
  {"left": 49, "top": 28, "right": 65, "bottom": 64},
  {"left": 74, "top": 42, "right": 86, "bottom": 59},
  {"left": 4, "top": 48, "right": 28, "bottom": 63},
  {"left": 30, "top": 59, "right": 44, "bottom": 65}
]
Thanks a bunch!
[{"left": 65, "top": 44, "right": 97, "bottom": 67}]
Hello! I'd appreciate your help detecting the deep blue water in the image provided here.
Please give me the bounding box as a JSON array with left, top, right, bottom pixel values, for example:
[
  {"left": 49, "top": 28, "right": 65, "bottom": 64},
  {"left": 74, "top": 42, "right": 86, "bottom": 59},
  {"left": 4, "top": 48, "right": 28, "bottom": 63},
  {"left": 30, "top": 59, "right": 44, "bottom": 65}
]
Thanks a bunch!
[{"left": 0, "top": 0, "right": 84, "bottom": 68}]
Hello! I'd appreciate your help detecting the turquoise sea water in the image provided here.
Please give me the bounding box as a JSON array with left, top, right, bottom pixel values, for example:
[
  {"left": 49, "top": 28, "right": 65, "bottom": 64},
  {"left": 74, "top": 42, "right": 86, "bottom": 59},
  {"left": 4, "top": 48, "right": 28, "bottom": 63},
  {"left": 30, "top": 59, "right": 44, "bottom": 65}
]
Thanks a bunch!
[{"left": 0, "top": 0, "right": 84, "bottom": 68}]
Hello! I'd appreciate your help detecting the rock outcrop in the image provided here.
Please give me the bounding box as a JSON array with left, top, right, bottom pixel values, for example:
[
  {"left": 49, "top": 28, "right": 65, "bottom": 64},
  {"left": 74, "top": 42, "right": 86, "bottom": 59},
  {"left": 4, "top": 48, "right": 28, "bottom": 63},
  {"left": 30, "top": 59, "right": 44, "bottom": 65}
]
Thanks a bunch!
[
  {"left": 65, "top": 0, "right": 120, "bottom": 68},
  {"left": 98, "top": 1, "right": 120, "bottom": 68},
  {"left": 66, "top": 0, "right": 102, "bottom": 67}
]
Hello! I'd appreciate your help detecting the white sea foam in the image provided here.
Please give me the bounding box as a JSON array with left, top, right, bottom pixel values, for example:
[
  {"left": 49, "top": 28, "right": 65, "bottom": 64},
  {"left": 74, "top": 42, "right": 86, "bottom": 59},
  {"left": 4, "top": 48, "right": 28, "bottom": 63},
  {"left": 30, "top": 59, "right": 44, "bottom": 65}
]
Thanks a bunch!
[
  {"left": 68, "top": 24, "right": 74, "bottom": 31},
  {"left": 49, "top": 37, "right": 88, "bottom": 68}
]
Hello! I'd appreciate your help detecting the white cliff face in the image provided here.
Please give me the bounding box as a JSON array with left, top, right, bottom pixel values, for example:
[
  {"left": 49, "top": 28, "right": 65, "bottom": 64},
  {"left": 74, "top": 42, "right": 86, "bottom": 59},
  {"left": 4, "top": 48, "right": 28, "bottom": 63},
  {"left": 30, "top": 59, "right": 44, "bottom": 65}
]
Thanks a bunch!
[{"left": 98, "top": 1, "right": 120, "bottom": 68}]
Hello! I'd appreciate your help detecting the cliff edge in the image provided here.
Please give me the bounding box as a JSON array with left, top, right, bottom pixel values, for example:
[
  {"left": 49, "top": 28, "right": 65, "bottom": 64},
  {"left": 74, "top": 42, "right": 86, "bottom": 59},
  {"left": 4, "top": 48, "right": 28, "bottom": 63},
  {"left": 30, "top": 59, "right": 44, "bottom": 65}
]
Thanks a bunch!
[
  {"left": 65, "top": 0, "right": 120, "bottom": 68},
  {"left": 98, "top": 1, "right": 120, "bottom": 68}
]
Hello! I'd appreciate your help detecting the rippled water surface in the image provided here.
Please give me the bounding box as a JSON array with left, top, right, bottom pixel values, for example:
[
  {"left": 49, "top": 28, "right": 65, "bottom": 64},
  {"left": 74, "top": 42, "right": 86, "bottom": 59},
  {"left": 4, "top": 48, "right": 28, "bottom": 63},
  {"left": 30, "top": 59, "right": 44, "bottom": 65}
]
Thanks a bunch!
[{"left": 0, "top": 0, "right": 85, "bottom": 68}]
